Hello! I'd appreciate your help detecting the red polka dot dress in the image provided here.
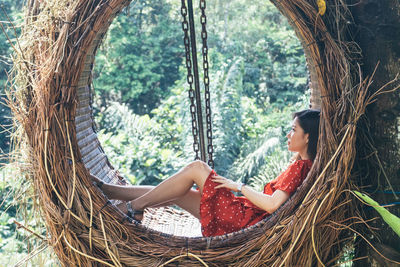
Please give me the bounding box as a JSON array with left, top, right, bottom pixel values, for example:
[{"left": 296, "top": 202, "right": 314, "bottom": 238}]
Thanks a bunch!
[{"left": 200, "top": 159, "right": 313, "bottom": 237}]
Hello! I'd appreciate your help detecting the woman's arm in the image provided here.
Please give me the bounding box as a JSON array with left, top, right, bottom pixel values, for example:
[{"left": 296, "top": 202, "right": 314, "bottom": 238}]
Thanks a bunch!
[
  {"left": 241, "top": 185, "right": 289, "bottom": 214},
  {"left": 212, "top": 175, "right": 290, "bottom": 214}
]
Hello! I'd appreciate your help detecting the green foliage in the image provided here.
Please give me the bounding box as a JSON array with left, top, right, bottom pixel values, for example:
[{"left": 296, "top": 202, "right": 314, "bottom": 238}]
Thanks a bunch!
[
  {"left": 92, "top": 0, "right": 309, "bottom": 183},
  {"left": 354, "top": 191, "right": 400, "bottom": 237},
  {"left": 96, "top": 102, "right": 189, "bottom": 185},
  {"left": 94, "top": 0, "right": 183, "bottom": 114},
  {"left": 206, "top": 0, "right": 307, "bottom": 110},
  {"left": 0, "top": 0, "right": 24, "bottom": 157},
  {"left": 151, "top": 81, "right": 195, "bottom": 160},
  {"left": 93, "top": 0, "right": 307, "bottom": 115},
  {"left": 0, "top": 165, "right": 58, "bottom": 266},
  {"left": 211, "top": 58, "right": 245, "bottom": 175},
  {"left": 245, "top": 147, "right": 292, "bottom": 191}
]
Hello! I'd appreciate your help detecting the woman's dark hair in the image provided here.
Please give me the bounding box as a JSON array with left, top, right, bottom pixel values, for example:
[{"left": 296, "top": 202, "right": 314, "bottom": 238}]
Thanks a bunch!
[{"left": 293, "top": 109, "right": 320, "bottom": 161}]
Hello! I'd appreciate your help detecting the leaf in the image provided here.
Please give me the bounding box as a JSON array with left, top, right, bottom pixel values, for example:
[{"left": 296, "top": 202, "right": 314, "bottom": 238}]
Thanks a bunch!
[
  {"left": 144, "top": 158, "right": 157, "bottom": 167},
  {"left": 317, "top": 0, "right": 326, "bottom": 16},
  {"left": 354, "top": 191, "right": 400, "bottom": 237},
  {"left": 160, "top": 149, "right": 173, "bottom": 161}
]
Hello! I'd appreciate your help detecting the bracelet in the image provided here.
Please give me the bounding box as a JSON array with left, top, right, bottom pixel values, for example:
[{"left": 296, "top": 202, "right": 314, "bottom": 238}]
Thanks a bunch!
[{"left": 237, "top": 182, "right": 245, "bottom": 192}]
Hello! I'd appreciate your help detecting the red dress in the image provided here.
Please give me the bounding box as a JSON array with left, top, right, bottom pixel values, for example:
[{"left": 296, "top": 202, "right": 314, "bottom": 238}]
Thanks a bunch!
[{"left": 199, "top": 159, "right": 313, "bottom": 237}]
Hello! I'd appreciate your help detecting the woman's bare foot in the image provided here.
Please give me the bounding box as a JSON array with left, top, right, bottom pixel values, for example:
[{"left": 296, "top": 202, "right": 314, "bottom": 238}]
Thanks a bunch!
[{"left": 90, "top": 174, "right": 115, "bottom": 198}]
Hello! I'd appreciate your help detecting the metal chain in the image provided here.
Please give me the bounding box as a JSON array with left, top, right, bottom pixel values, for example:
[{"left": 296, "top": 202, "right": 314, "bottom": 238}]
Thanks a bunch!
[
  {"left": 199, "top": 0, "right": 214, "bottom": 168},
  {"left": 181, "top": 0, "right": 200, "bottom": 160},
  {"left": 187, "top": 0, "right": 206, "bottom": 162}
]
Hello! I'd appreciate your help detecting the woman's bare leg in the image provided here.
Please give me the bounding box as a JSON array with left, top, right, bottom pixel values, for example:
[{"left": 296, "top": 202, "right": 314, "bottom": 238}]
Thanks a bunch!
[
  {"left": 115, "top": 188, "right": 202, "bottom": 219},
  {"left": 99, "top": 183, "right": 202, "bottom": 218},
  {"left": 92, "top": 160, "right": 210, "bottom": 219},
  {"left": 95, "top": 183, "right": 154, "bottom": 201},
  {"left": 119, "top": 188, "right": 201, "bottom": 219},
  {"left": 131, "top": 160, "right": 211, "bottom": 212},
  {"left": 165, "top": 189, "right": 202, "bottom": 219}
]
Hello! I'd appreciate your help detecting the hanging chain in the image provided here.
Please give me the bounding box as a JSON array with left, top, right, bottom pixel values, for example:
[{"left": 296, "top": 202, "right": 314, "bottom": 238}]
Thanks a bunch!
[
  {"left": 181, "top": 1, "right": 200, "bottom": 160},
  {"left": 199, "top": 0, "right": 214, "bottom": 168},
  {"left": 181, "top": 0, "right": 214, "bottom": 166}
]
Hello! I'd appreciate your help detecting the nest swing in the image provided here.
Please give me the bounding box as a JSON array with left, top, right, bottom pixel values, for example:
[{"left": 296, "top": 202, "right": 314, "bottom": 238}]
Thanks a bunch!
[{"left": 9, "top": 0, "right": 373, "bottom": 266}]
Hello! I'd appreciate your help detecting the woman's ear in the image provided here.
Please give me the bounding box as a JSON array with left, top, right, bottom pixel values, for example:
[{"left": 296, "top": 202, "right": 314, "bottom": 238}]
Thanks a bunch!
[{"left": 305, "top": 133, "right": 309, "bottom": 144}]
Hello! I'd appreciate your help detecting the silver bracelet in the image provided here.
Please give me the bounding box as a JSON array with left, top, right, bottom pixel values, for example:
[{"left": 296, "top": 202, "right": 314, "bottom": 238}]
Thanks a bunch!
[{"left": 237, "top": 182, "right": 245, "bottom": 192}]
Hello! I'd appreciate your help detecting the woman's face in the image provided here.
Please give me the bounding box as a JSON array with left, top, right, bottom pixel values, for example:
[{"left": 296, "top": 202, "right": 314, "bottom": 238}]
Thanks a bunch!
[{"left": 286, "top": 117, "right": 309, "bottom": 157}]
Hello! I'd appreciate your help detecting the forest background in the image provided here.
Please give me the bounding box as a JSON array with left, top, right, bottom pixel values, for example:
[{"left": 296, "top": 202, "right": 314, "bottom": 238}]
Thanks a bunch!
[{"left": 0, "top": 0, "right": 310, "bottom": 265}]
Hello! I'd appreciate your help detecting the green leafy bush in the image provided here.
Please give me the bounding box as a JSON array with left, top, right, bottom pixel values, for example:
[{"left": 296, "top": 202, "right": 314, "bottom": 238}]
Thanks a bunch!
[
  {"left": 0, "top": 165, "right": 58, "bottom": 266},
  {"left": 97, "top": 101, "right": 190, "bottom": 185},
  {"left": 93, "top": 0, "right": 183, "bottom": 114}
]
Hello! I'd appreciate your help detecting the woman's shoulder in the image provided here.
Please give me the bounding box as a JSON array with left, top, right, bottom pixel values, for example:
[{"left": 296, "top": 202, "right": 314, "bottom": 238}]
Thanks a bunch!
[
  {"left": 291, "top": 158, "right": 312, "bottom": 164},
  {"left": 289, "top": 159, "right": 313, "bottom": 169}
]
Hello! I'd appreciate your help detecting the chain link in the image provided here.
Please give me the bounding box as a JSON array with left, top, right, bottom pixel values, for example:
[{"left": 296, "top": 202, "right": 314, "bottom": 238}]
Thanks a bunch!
[
  {"left": 199, "top": 0, "right": 214, "bottom": 168},
  {"left": 181, "top": 0, "right": 200, "bottom": 160}
]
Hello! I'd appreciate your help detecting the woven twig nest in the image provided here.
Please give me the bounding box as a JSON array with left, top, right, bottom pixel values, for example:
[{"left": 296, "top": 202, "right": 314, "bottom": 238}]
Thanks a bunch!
[{"left": 9, "top": 0, "right": 370, "bottom": 266}]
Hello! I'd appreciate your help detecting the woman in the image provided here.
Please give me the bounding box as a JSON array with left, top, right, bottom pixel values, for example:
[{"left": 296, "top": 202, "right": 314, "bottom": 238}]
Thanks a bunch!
[{"left": 93, "top": 109, "right": 320, "bottom": 237}]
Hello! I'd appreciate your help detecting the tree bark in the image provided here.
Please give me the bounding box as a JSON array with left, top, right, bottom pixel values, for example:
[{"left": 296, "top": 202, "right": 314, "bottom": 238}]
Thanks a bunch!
[{"left": 350, "top": 0, "right": 400, "bottom": 265}]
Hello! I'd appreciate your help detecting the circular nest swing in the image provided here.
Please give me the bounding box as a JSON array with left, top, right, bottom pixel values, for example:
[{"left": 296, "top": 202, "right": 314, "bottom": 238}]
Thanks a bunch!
[{"left": 9, "top": 0, "right": 372, "bottom": 266}]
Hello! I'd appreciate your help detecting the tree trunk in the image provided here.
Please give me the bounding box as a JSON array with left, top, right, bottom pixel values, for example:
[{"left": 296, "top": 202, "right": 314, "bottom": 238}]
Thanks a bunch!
[{"left": 350, "top": 0, "right": 400, "bottom": 265}]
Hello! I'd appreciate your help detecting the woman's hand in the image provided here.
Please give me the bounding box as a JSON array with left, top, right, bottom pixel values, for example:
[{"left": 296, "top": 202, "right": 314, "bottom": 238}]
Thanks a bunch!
[
  {"left": 212, "top": 174, "right": 290, "bottom": 214},
  {"left": 211, "top": 174, "right": 240, "bottom": 192}
]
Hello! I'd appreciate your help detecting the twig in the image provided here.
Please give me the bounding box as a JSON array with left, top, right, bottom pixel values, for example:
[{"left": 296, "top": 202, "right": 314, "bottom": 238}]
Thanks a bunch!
[
  {"left": 14, "top": 242, "right": 49, "bottom": 267},
  {"left": 13, "top": 220, "right": 47, "bottom": 241}
]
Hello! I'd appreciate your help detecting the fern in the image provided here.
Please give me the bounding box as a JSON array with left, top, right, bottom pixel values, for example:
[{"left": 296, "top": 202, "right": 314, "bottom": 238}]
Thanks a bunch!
[
  {"left": 248, "top": 148, "right": 291, "bottom": 191},
  {"left": 211, "top": 58, "right": 245, "bottom": 175},
  {"left": 228, "top": 129, "right": 280, "bottom": 182}
]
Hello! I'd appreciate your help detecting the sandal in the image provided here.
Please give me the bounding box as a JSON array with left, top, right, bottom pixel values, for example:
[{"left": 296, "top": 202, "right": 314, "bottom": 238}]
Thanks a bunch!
[
  {"left": 90, "top": 174, "right": 104, "bottom": 189},
  {"left": 125, "top": 201, "right": 144, "bottom": 222}
]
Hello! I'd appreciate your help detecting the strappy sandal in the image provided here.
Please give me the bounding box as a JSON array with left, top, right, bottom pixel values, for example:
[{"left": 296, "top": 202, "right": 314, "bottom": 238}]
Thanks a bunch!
[
  {"left": 126, "top": 201, "right": 144, "bottom": 222},
  {"left": 94, "top": 180, "right": 104, "bottom": 190},
  {"left": 90, "top": 174, "right": 104, "bottom": 189}
]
